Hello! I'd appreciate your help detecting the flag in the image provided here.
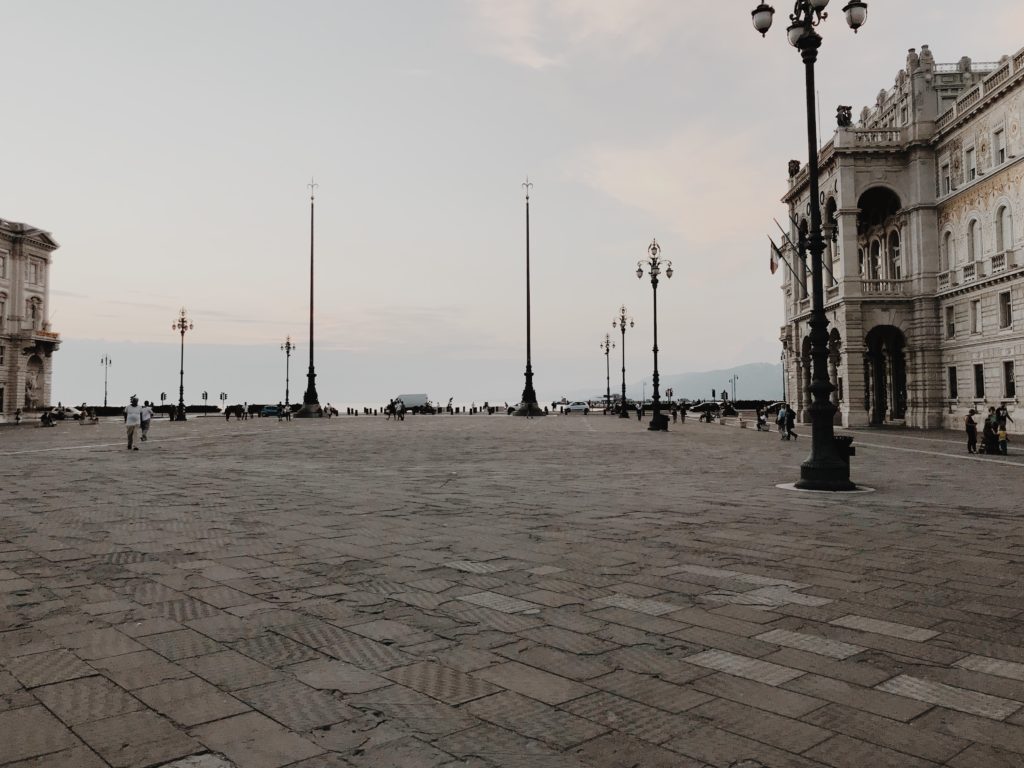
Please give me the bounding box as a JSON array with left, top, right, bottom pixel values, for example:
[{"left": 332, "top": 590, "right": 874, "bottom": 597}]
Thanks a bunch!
[{"left": 770, "top": 239, "right": 782, "bottom": 274}]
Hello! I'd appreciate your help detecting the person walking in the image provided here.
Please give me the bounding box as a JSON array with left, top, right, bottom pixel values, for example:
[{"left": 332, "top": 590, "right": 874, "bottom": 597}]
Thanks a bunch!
[
  {"left": 636, "top": 402, "right": 643, "bottom": 422},
  {"left": 140, "top": 400, "right": 154, "bottom": 441},
  {"left": 785, "top": 405, "right": 798, "bottom": 440},
  {"left": 777, "top": 405, "right": 788, "bottom": 439},
  {"left": 982, "top": 408, "right": 998, "bottom": 454},
  {"left": 124, "top": 395, "right": 142, "bottom": 450},
  {"left": 965, "top": 409, "right": 978, "bottom": 454}
]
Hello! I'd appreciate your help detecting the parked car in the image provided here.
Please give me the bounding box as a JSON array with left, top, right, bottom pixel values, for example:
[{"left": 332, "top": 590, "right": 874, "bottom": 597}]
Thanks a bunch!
[
  {"left": 260, "top": 405, "right": 279, "bottom": 417},
  {"left": 563, "top": 401, "right": 590, "bottom": 414}
]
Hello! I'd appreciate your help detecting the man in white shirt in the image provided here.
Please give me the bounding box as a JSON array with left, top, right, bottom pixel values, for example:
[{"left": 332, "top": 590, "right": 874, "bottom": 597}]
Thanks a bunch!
[
  {"left": 124, "top": 395, "right": 143, "bottom": 450},
  {"left": 140, "top": 400, "right": 154, "bottom": 442}
]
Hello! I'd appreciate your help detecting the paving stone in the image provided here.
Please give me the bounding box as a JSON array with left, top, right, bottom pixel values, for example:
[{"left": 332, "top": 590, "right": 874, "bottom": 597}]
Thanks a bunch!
[
  {"left": 231, "top": 633, "right": 322, "bottom": 667},
  {"left": 435, "top": 723, "right": 588, "bottom": 767},
  {"left": 755, "top": 628, "right": 865, "bottom": 660},
  {"left": 957, "top": 654, "right": 1024, "bottom": 682},
  {"left": 465, "top": 691, "right": 607, "bottom": 749},
  {"left": 190, "top": 711, "right": 323, "bottom": 768},
  {"left": 561, "top": 691, "right": 700, "bottom": 745},
  {"left": 0, "top": 705, "right": 81, "bottom": 764},
  {"left": 234, "top": 677, "right": 356, "bottom": 731},
  {"left": 446, "top": 561, "right": 510, "bottom": 574},
  {"left": 157, "top": 756, "right": 236, "bottom": 768},
  {"left": 134, "top": 676, "right": 250, "bottom": 727},
  {"left": 683, "top": 649, "right": 805, "bottom": 686},
  {"left": 803, "top": 702, "right": 969, "bottom": 763},
  {"left": 5, "top": 649, "right": 94, "bottom": 688},
  {"left": 60, "top": 628, "right": 147, "bottom": 660},
  {"left": 291, "top": 658, "right": 391, "bottom": 693},
  {"left": 138, "top": 628, "right": 224, "bottom": 661},
  {"left": 593, "top": 594, "right": 680, "bottom": 616},
  {"left": 692, "top": 672, "right": 828, "bottom": 718},
  {"left": 803, "top": 734, "right": 939, "bottom": 768},
  {"left": 73, "top": 709, "right": 201, "bottom": 768},
  {"left": 829, "top": 614, "right": 938, "bottom": 642},
  {"left": 571, "top": 731, "right": 707, "bottom": 768},
  {"left": 876, "top": 674, "right": 1021, "bottom": 720},
  {"left": 589, "top": 669, "right": 712, "bottom": 713},
  {"left": 92, "top": 649, "right": 194, "bottom": 690},
  {"left": 319, "top": 632, "right": 416, "bottom": 671},
  {"left": 666, "top": 721, "right": 829, "bottom": 768},
  {"left": 520, "top": 625, "right": 617, "bottom": 655},
  {"left": 691, "top": 697, "right": 831, "bottom": 753},
  {"left": 0, "top": 745, "right": 109, "bottom": 768},
  {"left": 180, "top": 649, "right": 281, "bottom": 690},
  {"left": 472, "top": 660, "right": 593, "bottom": 705},
  {"left": 33, "top": 675, "right": 143, "bottom": 725},
  {"left": 347, "top": 734, "right": 456, "bottom": 768},
  {"left": 346, "top": 684, "right": 480, "bottom": 736},
  {"left": 382, "top": 661, "right": 500, "bottom": 705},
  {"left": 457, "top": 591, "right": 539, "bottom": 614},
  {"left": 784, "top": 673, "right": 932, "bottom": 722}
]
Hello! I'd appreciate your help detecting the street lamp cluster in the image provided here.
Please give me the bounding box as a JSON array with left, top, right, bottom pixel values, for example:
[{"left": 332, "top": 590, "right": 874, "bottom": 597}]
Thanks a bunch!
[{"left": 752, "top": 0, "right": 866, "bottom": 491}]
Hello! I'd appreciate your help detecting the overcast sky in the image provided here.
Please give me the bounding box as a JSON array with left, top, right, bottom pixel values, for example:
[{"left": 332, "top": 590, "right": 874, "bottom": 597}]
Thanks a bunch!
[{"left": 5, "top": 1, "right": 1023, "bottom": 406}]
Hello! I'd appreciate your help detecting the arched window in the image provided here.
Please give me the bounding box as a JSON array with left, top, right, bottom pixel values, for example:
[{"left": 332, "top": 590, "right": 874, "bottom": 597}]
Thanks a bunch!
[
  {"left": 0, "top": 292, "right": 6, "bottom": 331},
  {"left": 942, "top": 231, "right": 954, "bottom": 271},
  {"left": 968, "top": 219, "right": 982, "bottom": 262},
  {"left": 869, "top": 240, "right": 881, "bottom": 279},
  {"left": 27, "top": 297, "right": 42, "bottom": 330},
  {"left": 888, "top": 232, "right": 901, "bottom": 279},
  {"left": 996, "top": 206, "right": 1014, "bottom": 252}
]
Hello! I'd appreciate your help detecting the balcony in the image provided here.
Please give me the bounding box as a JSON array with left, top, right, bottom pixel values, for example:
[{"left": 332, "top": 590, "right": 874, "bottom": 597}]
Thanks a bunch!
[
  {"left": 963, "top": 262, "right": 985, "bottom": 283},
  {"left": 862, "top": 278, "right": 909, "bottom": 296},
  {"left": 991, "top": 250, "right": 1017, "bottom": 273},
  {"left": 937, "top": 270, "right": 958, "bottom": 290}
]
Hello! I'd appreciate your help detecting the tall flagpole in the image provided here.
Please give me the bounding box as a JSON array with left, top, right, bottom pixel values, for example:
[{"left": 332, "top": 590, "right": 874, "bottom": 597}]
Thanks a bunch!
[
  {"left": 514, "top": 177, "right": 543, "bottom": 417},
  {"left": 296, "top": 178, "right": 322, "bottom": 417}
]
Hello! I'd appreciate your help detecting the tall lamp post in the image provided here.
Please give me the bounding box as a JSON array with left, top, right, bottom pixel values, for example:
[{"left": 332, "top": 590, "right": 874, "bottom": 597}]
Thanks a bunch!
[
  {"left": 281, "top": 336, "right": 296, "bottom": 408},
  {"left": 636, "top": 238, "right": 672, "bottom": 431},
  {"left": 514, "top": 178, "right": 543, "bottom": 417},
  {"left": 202, "top": 390, "right": 209, "bottom": 415},
  {"left": 729, "top": 374, "right": 740, "bottom": 402},
  {"left": 296, "top": 179, "right": 322, "bottom": 417},
  {"left": 781, "top": 349, "right": 788, "bottom": 402},
  {"left": 100, "top": 355, "right": 112, "bottom": 408},
  {"left": 612, "top": 306, "right": 634, "bottom": 418},
  {"left": 600, "top": 334, "right": 615, "bottom": 412},
  {"left": 752, "top": 0, "right": 865, "bottom": 490},
  {"left": 171, "top": 307, "right": 193, "bottom": 422}
]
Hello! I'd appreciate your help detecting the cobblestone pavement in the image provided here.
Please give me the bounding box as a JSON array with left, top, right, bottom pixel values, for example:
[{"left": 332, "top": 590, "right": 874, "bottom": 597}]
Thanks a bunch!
[{"left": 1, "top": 413, "right": 1023, "bottom": 768}]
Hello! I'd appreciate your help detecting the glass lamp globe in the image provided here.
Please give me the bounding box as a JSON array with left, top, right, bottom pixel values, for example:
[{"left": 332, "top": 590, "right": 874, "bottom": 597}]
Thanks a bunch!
[
  {"left": 751, "top": 3, "right": 774, "bottom": 35},
  {"left": 842, "top": 0, "right": 867, "bottom": 30}
]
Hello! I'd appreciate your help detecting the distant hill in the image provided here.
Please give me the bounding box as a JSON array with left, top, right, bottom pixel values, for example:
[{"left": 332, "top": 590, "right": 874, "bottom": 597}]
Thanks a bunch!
[{"left": 568, "top": 361, "right": 783, "bottom": 402}]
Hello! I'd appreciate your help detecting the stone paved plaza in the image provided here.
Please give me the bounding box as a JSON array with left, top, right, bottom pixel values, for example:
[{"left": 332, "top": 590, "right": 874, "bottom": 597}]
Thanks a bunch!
[{"left": 1, "top": 413, "right": 1023, "bottom": 768}]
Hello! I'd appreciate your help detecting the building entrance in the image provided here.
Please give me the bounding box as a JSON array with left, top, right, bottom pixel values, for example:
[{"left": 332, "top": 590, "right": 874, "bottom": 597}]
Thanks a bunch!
[{"left": 865, "top": 325, "right": 907, "bottom": 425}]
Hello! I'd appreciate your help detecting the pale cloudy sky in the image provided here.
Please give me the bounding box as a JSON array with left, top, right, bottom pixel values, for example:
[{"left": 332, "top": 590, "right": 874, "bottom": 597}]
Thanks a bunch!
[{"left": 4, "top": 1, "right": 1023, "bottom": 405}]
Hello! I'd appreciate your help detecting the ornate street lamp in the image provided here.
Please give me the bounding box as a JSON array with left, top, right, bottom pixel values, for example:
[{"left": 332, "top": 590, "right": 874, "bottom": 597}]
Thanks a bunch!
[
  {"left": 600, "top": 334, "right": 615, "bottom": 412},
  {"left": 202, "top": 390, "right": 209, "bottom": 415},
  {"left": 100, "top": 355, "right": 112, "bottom": 408},
  {"left": 170, "top": 307, "right": 193, "bottom": 422},
  {"left": 612, "top": 306, "right": 634, "bottom": 418},
  {"left": 295, "top": 179, "right": 322, "bottom": 417},
  {"left": 636, "top": 239, "right": 672, "bottom": 431},
  {"left": 753, "top": 0, "right": 864, "bottom": 490},
  {"left": 514, "top": 177, "right": 544, "bottom": 417},
  {"left": 729, "top": 374, "right": 740, "bottom": 402},
  {"left": 281, "top": 336, "right": 296, "bottom": 408},
  {"left": 219, "top": 392, "right": 227, "bottom": 411}
]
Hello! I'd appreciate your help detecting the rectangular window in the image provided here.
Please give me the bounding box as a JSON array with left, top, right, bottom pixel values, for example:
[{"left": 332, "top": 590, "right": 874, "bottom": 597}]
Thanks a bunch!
[
  {"left": 948, "top": 366, "right": 958, "bottom": 399},
  {"left": 1006, "top": 361, "right": 1017, "bottom": 399},
  {"left": 966, "top": 147, "right": 976, "bottom": 180},
  {"left": 975, "top": 363, "right": 986, "bottom": 399},
  {"left": 971, "top": 299, "right": 982, "bottom": 333},
  {"left": 0, "top": 345, "right": 4, "bottom": 366},
  {"left": 941, "top": 164, "right": 951, "bottom": 194},
  {"left": 946, "top": 305, "right": 956, "bottom": 338},
  {"left": 0, "top": 250, "right": 7, "bottom": 279},
  {"left": 1000, "top": 291, "right": 1013, "bottom": 328},
  {"left": 995, "top": 129, "right": 1006, "bottom": 164}
]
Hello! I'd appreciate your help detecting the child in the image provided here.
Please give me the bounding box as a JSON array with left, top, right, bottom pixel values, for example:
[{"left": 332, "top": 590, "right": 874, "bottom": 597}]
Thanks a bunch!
[{"left": 998, "top": 426, "right": 1008, "bottom": 455}]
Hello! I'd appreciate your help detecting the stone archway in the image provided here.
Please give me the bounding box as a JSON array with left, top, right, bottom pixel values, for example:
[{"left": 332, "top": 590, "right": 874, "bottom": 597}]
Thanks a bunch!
[{"left": 864, "top": 326, "right": 907, "bottom": 425}]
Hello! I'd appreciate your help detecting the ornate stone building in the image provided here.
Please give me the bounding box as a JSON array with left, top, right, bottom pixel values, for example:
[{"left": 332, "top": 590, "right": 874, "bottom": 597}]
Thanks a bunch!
[
  {"left": 780, "top": 44, "right": 1023, "bottom": 432},
  {"left": 0, "top": 219, "right": 60, "bottom": 416}
]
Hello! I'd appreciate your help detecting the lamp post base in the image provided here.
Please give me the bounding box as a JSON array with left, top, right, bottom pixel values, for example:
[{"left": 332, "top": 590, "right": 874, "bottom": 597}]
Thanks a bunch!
[
  {"left": 794, "top": 464, "right": 856, "bottom": 491},
  {"left": 512, "top": 402, "right": 546, "bottom": 417},
  {"left": 293, "top": 403, "right": 322, "bottom": 418},
  {"left": 618, "top": 408, "right": 631, "bottom": 419},
  {"left": 647, "top": 412, "right": 669, "bottom": 431}
]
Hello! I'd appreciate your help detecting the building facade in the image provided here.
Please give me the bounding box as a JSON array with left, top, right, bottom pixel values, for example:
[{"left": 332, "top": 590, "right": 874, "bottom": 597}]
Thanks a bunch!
[
  {"left": 780, "top": 44, "right": 1023, "bottom": 433},
  {"left": 0, "top": 219, "right": 60, "bottom": 416}
]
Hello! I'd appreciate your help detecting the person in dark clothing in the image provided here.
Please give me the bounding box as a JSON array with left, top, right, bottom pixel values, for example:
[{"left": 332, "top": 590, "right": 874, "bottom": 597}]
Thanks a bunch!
[
  {"left": 785, "top": 405, "right": 798, "bottom": 440},
  {"left": 982, "top": 411, "right": 998, "bottom": 454},
  {"left": 965, "top": 409, "right": 978, "bottom": 454}
]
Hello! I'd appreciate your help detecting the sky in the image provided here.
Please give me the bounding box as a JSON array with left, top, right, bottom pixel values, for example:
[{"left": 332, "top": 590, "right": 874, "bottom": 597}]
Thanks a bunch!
[{"left": 4, "top": 1, "right": 1024, "bottom": 406}]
